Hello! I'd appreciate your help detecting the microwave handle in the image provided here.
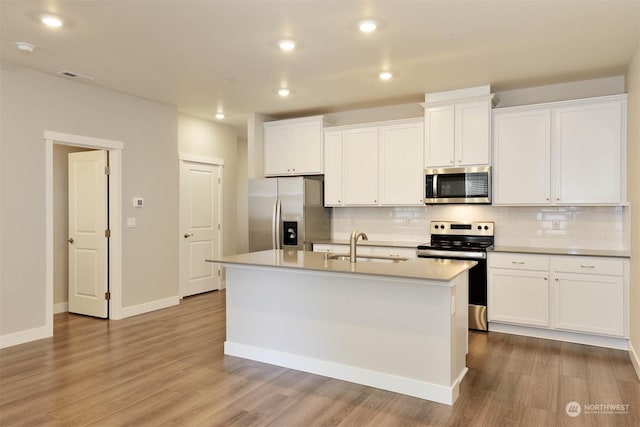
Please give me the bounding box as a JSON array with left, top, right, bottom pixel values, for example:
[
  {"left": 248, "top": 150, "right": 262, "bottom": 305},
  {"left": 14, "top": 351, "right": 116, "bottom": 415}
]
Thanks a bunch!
[{"left": 432, "top": 174, "right": 438, "bottom": 198}]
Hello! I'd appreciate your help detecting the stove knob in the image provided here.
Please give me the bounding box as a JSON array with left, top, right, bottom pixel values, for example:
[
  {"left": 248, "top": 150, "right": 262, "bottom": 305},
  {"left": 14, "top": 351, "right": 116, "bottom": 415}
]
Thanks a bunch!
[
  {"left": 484, "top": 226, "right": 489, "bottom": 230},
  {"left": 434, "top": 225, "right": 439, "bottom": 229},
  {"left": 477, "top": 225, "right": 482, "bottom": 230},
  {"left": 440, "top": 224, "right": 445, "bottom": 229}
]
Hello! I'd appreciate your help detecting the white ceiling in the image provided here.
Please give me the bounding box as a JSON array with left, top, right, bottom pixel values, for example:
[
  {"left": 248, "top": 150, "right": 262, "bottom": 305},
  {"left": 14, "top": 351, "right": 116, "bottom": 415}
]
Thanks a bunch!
[{"left": 1, "top": 1, "right": 639, "bottom": 137}]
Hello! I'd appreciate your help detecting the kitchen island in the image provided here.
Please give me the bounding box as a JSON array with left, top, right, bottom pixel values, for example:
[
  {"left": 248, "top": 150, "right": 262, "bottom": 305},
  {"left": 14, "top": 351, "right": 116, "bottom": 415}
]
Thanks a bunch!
[{"left": 207, "top": 249, "right": 476, "bottom": 405}]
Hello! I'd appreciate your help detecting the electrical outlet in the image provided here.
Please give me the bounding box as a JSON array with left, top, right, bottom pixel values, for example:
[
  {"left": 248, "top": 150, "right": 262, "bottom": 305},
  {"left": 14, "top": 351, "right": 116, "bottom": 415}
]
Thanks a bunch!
[{"left": 552, "top": 220, "right": 560, "bottom": 230}]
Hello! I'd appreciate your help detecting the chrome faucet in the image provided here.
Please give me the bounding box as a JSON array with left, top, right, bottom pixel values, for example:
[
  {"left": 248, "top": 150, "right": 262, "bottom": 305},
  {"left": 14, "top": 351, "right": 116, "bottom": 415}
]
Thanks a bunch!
[{"left": 349, "top": 228, "right": 368, "bottom": 263}]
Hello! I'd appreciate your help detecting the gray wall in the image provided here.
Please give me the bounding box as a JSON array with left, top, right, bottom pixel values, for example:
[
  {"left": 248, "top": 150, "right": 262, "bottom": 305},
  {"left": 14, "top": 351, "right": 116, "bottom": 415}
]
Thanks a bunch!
[
  {"left": 177, "top": 114, "right": 239, "bottom": 257},
  {"left": 1, "top": 63, "right": 178, "bottom": 336}
]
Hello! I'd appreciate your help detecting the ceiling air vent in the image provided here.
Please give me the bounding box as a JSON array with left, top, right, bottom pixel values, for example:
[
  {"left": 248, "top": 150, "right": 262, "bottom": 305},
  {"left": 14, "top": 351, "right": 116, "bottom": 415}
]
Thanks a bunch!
[{"left": 57, "top": 70, "right": 94, "bottom": 81}]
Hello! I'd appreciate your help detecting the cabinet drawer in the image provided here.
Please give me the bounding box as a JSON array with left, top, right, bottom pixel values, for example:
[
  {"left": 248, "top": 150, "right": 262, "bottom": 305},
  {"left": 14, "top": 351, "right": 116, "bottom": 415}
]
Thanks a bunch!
[
  {"left": 488, "top": 253, "right": 549, "bottom": 271},
  {"left": 551, "top": 256, "right": 624, "bottom": 276},
  {"left": 371, "top": 246, "right": 417, "bottom": 259}
]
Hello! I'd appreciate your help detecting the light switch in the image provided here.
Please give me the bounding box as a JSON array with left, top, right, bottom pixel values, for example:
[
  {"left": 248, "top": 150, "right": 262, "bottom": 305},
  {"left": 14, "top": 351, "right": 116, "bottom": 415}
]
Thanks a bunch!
[
  {"left": 127, "top": 218, "right": 137, "bottom": 228},
  {"left": 133, "top": 197, "right": 144, "bottom": 208}
]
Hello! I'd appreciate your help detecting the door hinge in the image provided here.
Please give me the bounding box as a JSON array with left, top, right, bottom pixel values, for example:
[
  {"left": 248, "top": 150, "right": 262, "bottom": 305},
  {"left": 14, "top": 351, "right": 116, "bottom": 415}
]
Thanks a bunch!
[
  {"left": 105, "top": 292, "right": 111, "bottom": 300},
  {"left": 218, "top": 269, "right": 221, "bottom": 277},
  {"left": 105, "top": 229, "right": 111, "bottom": 238},
  {"left": 218, "top": 224, "right": 221, "bottom": 230},
  {"left": 218, "top": 177, "right": 221, "bottom": 184},
  {"left": 105, "top": 166, "right": 111, "bottom": 175}
]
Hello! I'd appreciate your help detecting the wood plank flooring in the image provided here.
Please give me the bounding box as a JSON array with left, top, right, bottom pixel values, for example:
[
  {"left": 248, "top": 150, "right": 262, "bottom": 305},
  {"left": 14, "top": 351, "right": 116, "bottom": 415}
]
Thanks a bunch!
[{"left": 1, "top": 290, "right": 638, "bottom": 426}]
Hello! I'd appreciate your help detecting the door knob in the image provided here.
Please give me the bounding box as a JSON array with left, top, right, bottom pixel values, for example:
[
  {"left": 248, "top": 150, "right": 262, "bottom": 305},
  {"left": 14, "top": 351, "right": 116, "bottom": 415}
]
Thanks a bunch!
[
  {"left": 184, "top": 233, "right": 194, "bottom": 238},
  {"left": 68, "top": 238, "right": 74, "bottom": 244}
]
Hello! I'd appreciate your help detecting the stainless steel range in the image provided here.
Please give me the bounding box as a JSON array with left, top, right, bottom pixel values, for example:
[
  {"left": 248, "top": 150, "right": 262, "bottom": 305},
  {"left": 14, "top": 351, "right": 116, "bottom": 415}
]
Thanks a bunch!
[{"left": 417, "top": 221, "right": 494, "bottom": 331}]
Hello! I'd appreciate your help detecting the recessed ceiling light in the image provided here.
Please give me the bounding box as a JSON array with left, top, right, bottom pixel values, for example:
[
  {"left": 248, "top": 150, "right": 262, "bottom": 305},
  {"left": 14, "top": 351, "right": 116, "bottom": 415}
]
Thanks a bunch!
[
  {"left": 378, "top": 71, "right": 393, "bottom": 81},
  {"left": 358, "top": 19, "right": 377, "bottom": 33},
  {"left": 15, "top": 42, "right": 35, "bottom": 53},
  {"left": 279, "top": 39, "right": 296, "bottom": 51},
  {"left": 215, "top": 113, "right": 225, "bottom": 119},
  {"left": 278, "top": 88, "right": 290, "bottom": 97},
  {"left": 41, "top": 15, "right": 63, "bottom": 28}
]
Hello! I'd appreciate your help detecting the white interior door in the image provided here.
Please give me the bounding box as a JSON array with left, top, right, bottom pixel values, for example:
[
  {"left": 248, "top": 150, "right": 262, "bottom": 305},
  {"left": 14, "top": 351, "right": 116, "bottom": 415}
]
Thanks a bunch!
[
  {"left": 180, "top": 161, "right": 222, "bottom": 297},
  {"left": 68, "top": 150, "right": 109, "bottom": 318}
]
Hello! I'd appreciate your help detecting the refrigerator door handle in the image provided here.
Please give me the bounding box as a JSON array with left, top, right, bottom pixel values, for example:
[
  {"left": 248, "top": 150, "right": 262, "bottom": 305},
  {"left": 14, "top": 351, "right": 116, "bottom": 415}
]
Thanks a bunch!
[
  {"left": 271, "top": 198, "right": 278, "bottom": 249},
  {"left": 275, "top": 199, "right": 282, "bottom": 249}
]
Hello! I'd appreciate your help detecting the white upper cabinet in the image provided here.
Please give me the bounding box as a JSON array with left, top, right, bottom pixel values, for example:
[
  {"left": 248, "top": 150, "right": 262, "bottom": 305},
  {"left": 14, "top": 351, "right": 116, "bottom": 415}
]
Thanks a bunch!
[
  {"left": 493, "top": 109, "right": 552, "bottom": 204},
  {"left": 553, "top": 101, "right": 624, "bottom": 204},
  {"left": 492, "top": 95, "right": 627, "bottom": 206},
  {"left": 323, "top": 118, "right": 424, "bottom": 207},
  {"left": 264, "top": 115, "right": 326, "bottom": 176},
  {"left": 378, "top": 121, "right": 424, "bottom": 206},
  {"left": 323, "top": 131, "right": 343, "bottom": 206},
  {"left": 424, "top": 86, "right": 492, "bottom": 168},
  {"left": 424, "top": 105, "right": 455, "bottom": 167},
  {"left": 342, "top": 127, "right": 379, "bottom": 205}
]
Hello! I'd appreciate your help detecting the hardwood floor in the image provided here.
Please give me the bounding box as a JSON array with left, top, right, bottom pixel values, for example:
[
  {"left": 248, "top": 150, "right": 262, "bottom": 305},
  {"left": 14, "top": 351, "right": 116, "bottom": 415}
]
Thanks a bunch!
[{"left": 1, "top": 290, "right": 638, "bottom": 426}]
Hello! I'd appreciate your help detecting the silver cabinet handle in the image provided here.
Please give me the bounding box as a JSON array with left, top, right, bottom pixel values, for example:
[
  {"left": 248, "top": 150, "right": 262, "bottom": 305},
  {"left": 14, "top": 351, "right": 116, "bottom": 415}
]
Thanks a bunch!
[
  {"left": 511, "top": 261, "right": 525, "bottom": 265},
  {"left": 580, "top": 265, "right": 596, "bottom": 269},
  {"left": 184, "top": 233, "right": 194, "bottom": 238}
]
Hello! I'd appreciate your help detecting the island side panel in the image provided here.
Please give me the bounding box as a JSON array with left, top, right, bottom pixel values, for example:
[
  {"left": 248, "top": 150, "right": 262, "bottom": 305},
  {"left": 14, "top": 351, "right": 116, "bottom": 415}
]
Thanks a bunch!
[{"left": 224, "top": 265, "right": 466, "bottom": 404}]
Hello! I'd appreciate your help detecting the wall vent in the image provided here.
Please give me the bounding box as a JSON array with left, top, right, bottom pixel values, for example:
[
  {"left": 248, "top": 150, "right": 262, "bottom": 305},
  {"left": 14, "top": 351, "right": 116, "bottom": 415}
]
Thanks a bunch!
[{"left": 57, "top": 70, "right": 94, "bottom": 81}]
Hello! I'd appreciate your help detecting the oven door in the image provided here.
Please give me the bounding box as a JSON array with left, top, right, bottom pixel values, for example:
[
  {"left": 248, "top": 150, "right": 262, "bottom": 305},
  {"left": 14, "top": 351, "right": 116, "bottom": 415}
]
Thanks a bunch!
[
  {"left": 424, "top": 166, "right": 491, "bottom": 204},
  {"left": 417, "top": 252, "right": 488, "bottom": 331}
]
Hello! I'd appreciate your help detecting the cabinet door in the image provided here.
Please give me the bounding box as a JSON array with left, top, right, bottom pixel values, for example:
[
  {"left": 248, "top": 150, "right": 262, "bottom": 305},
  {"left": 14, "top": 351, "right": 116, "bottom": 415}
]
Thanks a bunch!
[
  {"left": 425, "top": 105, "right": 455, "bottom": 167},
  {"left": 492, "top": 109, "right": 551, "bottom": 204},
  {"left": 554, "top": 101, "right": 623, "bottom": 204},
  {"left": 379, "top": 122, "right": 424, "bottom": 206},
  {"left": 488, "top": 268, "right": 549, "bottom": 327},
  {"left": 455, "top": 100, "right": 491, "bottom": 166},
  {"left": 553, "top": 273, "right": 624, "bottom": 336},
  {"left": 291, "top": 120, "right": 323, "bottom": 175},
  {"left": 264, "top": 125, "right": 291, "bottom": 176},
  {"left": 342, "top": 128, "right": 379, "bottom": 205},
  {"left": 323, "top": 131, "right": 343, "bottom": 206}
]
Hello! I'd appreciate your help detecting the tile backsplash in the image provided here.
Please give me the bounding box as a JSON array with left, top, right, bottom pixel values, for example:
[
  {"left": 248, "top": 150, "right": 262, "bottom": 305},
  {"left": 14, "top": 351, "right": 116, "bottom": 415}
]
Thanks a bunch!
[{"left": 331, "top": 205, "right": 630, "bottom": 250}]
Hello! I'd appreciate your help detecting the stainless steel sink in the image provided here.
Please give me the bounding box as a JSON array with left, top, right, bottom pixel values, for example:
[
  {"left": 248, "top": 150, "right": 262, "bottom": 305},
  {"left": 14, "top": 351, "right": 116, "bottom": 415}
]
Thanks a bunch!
[{"left": 327, "top": 254, "right": 409, "bottom": 263}]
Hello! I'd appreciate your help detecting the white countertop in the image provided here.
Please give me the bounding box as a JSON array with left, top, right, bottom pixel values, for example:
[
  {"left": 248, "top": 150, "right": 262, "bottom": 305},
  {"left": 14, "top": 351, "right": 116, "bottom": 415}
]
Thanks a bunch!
[
  {"left": 491, "top": 246, "right": 630, "bottom": 258},
  {"left": 209, "top": 249, "right": 476, "bottom": 283}
]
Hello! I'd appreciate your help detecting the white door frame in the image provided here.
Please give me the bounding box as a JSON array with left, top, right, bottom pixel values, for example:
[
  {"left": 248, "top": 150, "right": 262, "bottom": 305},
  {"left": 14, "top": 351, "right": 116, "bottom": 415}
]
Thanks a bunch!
[
  {"left": 178, "top": 153, "right": 224, "bottom": 295},
  {"left": 45, "top": 131, "right": 124, "bottom": 334}
]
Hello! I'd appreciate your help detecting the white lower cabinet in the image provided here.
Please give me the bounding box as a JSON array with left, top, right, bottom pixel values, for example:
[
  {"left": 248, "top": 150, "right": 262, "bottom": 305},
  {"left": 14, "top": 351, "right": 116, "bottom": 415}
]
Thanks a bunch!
[
  {"left": 488, "top": 252, "right": 628, "bottom": 339},
  {"left": 489, "top": 269, "right": 549, "bottom": 327},
  {"left": 551, "top": 256, "right": 625, "bottom": 336},
  {"left": 488, "top": 253, "right": 550, "bottom": 327},
  {"left": 370, "top": 246, "right": 417, "bottom": 258},
  {"left": 313, "top": 243, "right": 416, "bottom": 258}
]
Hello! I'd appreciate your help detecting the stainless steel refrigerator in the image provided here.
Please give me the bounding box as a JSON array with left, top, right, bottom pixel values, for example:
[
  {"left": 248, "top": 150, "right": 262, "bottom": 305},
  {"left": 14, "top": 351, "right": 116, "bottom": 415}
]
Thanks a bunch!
[{"left": 249, "top": 177, "right": 331, "bottom": 252}]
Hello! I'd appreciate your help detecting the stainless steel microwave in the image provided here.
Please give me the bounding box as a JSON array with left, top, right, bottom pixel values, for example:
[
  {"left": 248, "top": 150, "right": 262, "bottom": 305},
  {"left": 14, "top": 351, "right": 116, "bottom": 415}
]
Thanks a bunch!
[{"left": 424, "top": 166, "right": 491, "bottom": 204}]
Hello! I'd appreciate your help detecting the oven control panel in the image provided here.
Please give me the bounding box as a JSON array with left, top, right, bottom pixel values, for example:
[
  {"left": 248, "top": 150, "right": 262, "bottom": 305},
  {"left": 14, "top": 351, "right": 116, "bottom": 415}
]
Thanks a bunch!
[{"left": 430, "top": 221, "right": 494, "bottom": 236}]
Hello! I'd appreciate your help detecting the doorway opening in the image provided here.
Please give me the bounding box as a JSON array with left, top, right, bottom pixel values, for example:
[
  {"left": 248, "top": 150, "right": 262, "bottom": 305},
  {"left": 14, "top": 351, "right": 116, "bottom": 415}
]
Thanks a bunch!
[{"left": 45, "top": 131, "right": 124, "bottom": 336}]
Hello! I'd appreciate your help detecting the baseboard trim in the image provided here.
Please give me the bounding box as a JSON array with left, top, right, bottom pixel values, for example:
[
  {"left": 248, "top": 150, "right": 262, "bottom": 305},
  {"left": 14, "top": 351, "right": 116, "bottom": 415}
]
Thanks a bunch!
[
  {"left": 54, "top": 302, "right": 68, "bottom": 314},
  {"left": 115, "top": 296, "right": 180, "bottom": 320},
  {"left": 489, "top": 322, "right": 629, "bottom": 350},
  {"left": 0, "top": 325, "right": 52, "bottom": 349},
  {"left": 224, "top": 341, "right": 461, "bottom": 405},
  {"left": 629, "top": 341, "right": 640, "bottom": 381}
]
